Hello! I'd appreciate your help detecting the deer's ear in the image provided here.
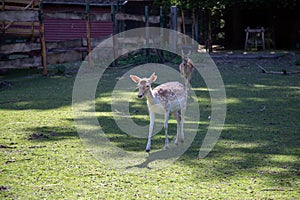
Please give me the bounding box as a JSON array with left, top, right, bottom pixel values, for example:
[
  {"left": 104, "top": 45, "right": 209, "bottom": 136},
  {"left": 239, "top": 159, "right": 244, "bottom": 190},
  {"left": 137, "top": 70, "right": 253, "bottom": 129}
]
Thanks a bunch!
[
  {"left": 130, "top": 75, "right": 140, "bottom": 83},
  {"left": 149, "top": 72, "right": 157, "bottom": 83},
  {"left": 187, "top": 58, "right": 194, "bottom": 67}
]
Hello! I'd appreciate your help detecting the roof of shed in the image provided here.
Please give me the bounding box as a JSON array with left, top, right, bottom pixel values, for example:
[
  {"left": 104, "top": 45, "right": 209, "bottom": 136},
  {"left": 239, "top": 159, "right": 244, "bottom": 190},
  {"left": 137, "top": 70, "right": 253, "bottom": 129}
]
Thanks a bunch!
[{"left": 42, "top": 0, "right": 127, "bottom": 6}]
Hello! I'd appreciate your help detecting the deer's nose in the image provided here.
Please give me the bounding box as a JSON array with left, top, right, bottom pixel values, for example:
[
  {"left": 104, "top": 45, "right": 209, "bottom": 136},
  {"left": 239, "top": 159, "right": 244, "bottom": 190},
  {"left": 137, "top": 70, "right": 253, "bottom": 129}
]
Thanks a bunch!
[{"left": 138, "top": 94, "right": 143, "bottom": 98}]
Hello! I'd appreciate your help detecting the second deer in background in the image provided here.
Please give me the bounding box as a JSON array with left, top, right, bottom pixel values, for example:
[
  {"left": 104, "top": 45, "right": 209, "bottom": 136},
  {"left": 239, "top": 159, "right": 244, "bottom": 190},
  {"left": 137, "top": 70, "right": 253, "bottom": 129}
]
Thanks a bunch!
[{"left": 179, "top": 50, "right": 194, "bottom": 90}]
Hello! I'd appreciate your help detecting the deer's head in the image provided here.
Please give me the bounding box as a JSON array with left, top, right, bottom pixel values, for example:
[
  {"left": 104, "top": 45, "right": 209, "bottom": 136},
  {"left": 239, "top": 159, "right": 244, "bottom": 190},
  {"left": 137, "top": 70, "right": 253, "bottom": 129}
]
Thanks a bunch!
[
  {"left": 130, "top": 73, "right": 157, "bottom": 98},
  {"left": 181, "top": 49, "right": 191, "bottom": 65},
  {"left": 180, "top": 49, "right": 194, "bottom": 81}
]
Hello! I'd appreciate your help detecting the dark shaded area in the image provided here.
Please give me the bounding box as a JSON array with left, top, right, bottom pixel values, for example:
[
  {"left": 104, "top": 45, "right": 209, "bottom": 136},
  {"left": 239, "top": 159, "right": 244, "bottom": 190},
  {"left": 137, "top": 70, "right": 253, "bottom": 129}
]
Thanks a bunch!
[
  {"left": 25, "top": 126, "right": 79, "bottom": 142},
  {"left": 0, "top": 68, "right": 75, "bottom": 110},
  {"left": 0, "top": 81, "right": 12, "bottom": 90},
  {"left": 225, "top": 3, "right": 300, "bottom": 49}
]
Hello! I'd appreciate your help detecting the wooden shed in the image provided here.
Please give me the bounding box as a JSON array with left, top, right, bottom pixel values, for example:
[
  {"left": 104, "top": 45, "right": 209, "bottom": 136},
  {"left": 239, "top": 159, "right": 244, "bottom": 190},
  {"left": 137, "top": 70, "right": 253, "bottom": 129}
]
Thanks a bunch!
[{"left": 0, "top": 0, "right": 157, "bottom": 74}]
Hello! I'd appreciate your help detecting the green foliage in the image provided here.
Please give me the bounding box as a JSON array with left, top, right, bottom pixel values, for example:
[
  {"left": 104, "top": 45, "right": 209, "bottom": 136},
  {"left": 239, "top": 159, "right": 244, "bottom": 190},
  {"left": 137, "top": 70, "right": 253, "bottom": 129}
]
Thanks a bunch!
[
  {"left": 155, "top": 0, "right": 300, "bottom": 11},
  {"left": 115, "top": 50, "right": 181, "bottom": 66},
  {"left": 56, "top": 64, "right": 66, "bottom": 75}
]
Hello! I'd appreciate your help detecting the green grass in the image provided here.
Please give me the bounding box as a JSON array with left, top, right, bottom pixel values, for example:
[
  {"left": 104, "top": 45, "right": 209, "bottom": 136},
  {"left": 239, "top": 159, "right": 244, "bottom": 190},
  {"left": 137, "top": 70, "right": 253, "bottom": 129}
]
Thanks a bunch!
[{"left": 1, "top": 53, "right": 300, "bottom": 199}]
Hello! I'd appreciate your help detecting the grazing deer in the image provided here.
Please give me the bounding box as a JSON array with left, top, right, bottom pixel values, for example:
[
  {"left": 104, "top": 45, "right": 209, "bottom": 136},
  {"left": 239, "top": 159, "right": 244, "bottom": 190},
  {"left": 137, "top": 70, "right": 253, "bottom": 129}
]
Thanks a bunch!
[
  {"left": 179, "top": 50, "right": 194, "bottom": 88},
  {"left": 130, "top": 73, "right": 187, "bottom": 152}
]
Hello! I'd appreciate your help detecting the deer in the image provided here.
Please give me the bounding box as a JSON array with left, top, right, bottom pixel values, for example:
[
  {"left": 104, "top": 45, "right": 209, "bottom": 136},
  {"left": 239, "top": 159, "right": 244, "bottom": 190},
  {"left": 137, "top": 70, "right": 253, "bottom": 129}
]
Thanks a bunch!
[
  {"left": 179, "top": 50, "right": 194, "bottom": 102},
  {"left": 179, "top": 50, "right": 194, "bottom": 88},
  {"left": 130, "top": 72, "right": 187, "bottom": 152}
]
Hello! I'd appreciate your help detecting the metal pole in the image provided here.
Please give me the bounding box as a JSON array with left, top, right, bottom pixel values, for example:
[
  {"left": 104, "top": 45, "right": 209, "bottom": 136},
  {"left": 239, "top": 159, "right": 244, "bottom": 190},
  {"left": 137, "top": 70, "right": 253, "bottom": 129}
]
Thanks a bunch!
[
  {"left": 159, "top": 6, "right": 164, "bottom": 58},
  {"left": 111, "top": 4, "right": 118, "bottom": 66},
  {"left": 39, "top": 2, "right": 47, "bottom": 75},
  {"left": 85, "top": 0, "right": 92, "bottom": 66},
  {"left": 170, "top": 6, "right": 177, "bottom": 52},
  {"left": 145, "top": 6, "right": 149, "bottom": 61}
]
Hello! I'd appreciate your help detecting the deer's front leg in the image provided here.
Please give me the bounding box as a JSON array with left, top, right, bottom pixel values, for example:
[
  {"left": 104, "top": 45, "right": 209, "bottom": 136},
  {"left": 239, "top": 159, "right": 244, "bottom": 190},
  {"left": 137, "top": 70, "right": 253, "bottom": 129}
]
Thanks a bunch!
[
  {"left": 146, "top": 112, "right": 155, "bottom": 152},
  {"left": 173, "top": 111, "right": 181, "bottom": 145},
  {"left": 180, "top": 114, "right": 184, "bottom": 143},
  {"left": 180, "top": 107, "right": 185, "bottom": 143}
]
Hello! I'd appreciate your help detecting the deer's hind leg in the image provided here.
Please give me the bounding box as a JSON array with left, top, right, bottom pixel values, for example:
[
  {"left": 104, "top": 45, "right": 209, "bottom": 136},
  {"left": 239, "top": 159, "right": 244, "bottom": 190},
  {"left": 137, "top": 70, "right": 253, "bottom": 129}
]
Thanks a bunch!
[
  {"left": 173, "top": 111, "right": 181, "bottom": 145},
  {"left": 164, "top": 110, "right": 170, "bottom": 150},
  {"left": 179, "top": 108, "right": 185, "bottom": 143}
]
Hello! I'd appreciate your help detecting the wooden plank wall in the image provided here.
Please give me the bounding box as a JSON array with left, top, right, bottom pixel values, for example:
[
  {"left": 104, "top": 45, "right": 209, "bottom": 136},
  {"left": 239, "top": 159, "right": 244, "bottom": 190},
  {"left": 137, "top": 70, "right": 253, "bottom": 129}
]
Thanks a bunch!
[
  {"left": 1, "top": 0, "right": 40, "bottom": 37},
  {"left": 0, "top": 1, "right": 41, "bottom": 70},
  {"left": 0, "top": 4, "right": 176, "bottom": 71},
  {"left": 0, "top": 39, "right": 88, "bottom": 69}
]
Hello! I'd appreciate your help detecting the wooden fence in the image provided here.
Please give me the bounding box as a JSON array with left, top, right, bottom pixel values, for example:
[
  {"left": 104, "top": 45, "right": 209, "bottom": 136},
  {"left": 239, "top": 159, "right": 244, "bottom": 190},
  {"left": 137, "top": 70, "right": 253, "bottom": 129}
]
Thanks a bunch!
[
  {"left": 1, "top": 0, "right": 40, "bottom": 37},
  {"left": 0, "top": 1, "right": 45, "bottom": 73},
  {"left": 0, "top": 2, "right": 197, "bottom": 74}
]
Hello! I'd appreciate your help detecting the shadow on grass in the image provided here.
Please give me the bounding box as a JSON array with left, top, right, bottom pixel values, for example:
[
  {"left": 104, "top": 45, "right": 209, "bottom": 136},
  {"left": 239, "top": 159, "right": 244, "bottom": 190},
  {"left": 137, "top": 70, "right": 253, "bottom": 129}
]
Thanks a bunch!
[
  {"left": 25, "top": 126, "right": 79, "bottom": 142},
  {"left": 174, "top": 61, "right": 300, "bottom": 185},
  {"left": 97, "top": 114, "right": 177, "bottom": 152},
  {"left": 0, "top": 75, "right": 75, "bottom": 110}
]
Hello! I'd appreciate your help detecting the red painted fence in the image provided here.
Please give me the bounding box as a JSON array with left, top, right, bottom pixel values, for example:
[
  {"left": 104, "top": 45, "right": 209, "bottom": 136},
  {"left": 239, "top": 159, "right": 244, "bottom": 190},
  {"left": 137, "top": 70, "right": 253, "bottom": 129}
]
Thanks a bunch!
[{"left": 43, "top": 5, "right": 113, "bottom": 42}]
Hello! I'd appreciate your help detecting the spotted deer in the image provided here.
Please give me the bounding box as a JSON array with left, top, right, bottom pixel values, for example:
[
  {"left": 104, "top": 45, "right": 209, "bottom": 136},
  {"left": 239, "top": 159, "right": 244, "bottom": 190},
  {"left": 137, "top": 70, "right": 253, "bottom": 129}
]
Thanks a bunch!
[
  {"left": 179, "top": 50, "right": 194, "bottom": 88},
  {"left": 130, "top": 73, "right": 187, "bottom": 152}
]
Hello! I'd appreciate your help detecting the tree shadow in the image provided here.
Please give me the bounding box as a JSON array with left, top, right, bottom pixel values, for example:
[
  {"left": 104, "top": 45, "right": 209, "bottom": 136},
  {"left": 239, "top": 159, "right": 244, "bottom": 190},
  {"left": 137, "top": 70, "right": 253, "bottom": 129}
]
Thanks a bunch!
[{"left": 24, "top": 126, "right": 79, "bottom": 142}]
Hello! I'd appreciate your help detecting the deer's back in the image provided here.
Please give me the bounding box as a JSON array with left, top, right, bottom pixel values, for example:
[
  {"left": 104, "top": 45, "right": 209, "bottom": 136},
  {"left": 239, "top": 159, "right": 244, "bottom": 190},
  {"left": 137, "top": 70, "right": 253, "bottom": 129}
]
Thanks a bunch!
[{"left": 152, "top": 82, "right": 185, "bottom": 112}]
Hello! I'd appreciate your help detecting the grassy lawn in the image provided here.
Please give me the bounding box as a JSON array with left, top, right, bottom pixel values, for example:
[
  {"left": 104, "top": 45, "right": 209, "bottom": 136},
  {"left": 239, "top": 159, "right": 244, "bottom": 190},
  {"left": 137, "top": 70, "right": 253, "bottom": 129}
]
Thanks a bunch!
[{"left": 1, "top": 53, "right": 300, "bottom": 199}]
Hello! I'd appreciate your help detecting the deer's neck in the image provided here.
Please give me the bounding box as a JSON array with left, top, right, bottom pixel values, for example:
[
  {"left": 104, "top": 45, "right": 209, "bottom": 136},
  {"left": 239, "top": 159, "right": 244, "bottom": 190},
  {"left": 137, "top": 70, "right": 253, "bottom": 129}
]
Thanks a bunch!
[{"left": 145, "top": 88, "right": 158, "bottom": 106}]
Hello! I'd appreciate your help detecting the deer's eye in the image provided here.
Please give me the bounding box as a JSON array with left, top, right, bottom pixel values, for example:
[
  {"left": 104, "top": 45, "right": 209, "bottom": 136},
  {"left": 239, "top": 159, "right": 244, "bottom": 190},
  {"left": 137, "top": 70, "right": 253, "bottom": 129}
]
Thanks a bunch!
[{"left": 146, "top": 85, "right": 150, "bottom": 88}]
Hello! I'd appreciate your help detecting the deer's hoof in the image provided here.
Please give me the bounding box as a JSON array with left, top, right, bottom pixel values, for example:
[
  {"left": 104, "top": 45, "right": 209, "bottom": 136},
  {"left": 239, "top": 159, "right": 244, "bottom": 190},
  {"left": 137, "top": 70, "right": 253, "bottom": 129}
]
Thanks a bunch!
[{"left": 146, "top": 149, "right": 150, "bottom": 153}]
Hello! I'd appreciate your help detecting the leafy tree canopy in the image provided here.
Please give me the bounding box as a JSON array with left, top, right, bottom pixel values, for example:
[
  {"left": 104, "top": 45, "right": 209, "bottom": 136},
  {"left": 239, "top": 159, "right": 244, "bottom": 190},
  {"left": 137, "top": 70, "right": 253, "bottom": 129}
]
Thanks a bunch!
[{"left": 156, "top": 0, "right": 300, "bottom": 11}]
